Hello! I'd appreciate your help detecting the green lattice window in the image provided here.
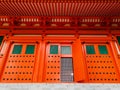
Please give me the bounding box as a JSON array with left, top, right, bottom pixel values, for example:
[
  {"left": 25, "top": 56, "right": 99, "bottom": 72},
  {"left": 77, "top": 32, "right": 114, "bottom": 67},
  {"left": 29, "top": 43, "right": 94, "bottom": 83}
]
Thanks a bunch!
[
  {"left": 98, "top": 45, "right": 108, "bottom": 54},
  {"left": 86, "top": 45, "right": 95, "bottom": 54},
  {"left": 50, "top": 45, "right": 58, "bottom": 54},
  {"left": 0, "top": 36, "right": 4, "bottom": 45},
  {"left": 26, "top": 45, "right": 35, "bottom": 54},
  {"left": 117, "top": 36, "right": 120, "bottom": 45},
  {"left": 12, "top": 45, "right": 22, "bottom": 54},
  {"left": 61, "top": 46, "right": 71, "bottom": 54}
]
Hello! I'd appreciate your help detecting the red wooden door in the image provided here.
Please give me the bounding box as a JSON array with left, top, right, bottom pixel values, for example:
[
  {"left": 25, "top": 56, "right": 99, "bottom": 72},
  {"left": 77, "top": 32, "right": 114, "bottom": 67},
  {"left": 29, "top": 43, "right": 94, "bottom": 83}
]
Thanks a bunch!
[
  {"left": 84, "top": 43, "right": 120, "bottom": 83},
  {"left": 44, "top": 43, "right": 74, "bottom": 82},
  {"left": 1, "top": 42, "right": 37, "bottom": 82}
]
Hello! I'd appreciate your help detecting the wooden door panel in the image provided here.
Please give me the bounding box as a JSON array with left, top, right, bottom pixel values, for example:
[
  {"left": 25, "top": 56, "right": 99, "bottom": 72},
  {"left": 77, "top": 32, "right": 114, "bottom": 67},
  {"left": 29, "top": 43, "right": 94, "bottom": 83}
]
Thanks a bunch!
[
  {"left": 44, "top": 43, "right": 73, "bottom": 82},
  {"left": 1, "top": 43, "right": 37, "bottom": 82},
  {"left": 85, "top": 44, "right": 120, "bottom": 83}
]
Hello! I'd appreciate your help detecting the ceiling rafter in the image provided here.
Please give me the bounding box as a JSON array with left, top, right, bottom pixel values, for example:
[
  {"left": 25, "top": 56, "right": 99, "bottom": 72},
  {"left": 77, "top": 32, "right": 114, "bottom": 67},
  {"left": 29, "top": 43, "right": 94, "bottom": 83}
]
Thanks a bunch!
[
  {"left": 0, "top": 0, "right": 119, "bottom": 3},
  {"left": 0, "top": 1, "right": 120, "bottom": 16}
]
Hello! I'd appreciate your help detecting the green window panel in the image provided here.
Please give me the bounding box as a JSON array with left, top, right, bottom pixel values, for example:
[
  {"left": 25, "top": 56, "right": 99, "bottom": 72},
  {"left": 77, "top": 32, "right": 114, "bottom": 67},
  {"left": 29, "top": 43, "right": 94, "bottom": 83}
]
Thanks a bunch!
[
  {"left": 50, "top": 45, "right": 58, "bottom": 54},
  {"left": 86, "top": 45, "right": 95, "bottom": 54},
  {"left": 0, "top": 36, "right": 4, "bottom": 45},
  {"left": 12, "top": 45, "right": 22, "bottom": 54},
  {"left": 61, "top": 46, "right": 71, "bottom": 54},
  {"left": 117, "top": 36, "right": 120, "bottom": 45},
  {"left": 26, "top": 45, "right": 35, "bottom": 54},
  {"left": 98, "top": 45, "right": 108, "bottom": 54}
]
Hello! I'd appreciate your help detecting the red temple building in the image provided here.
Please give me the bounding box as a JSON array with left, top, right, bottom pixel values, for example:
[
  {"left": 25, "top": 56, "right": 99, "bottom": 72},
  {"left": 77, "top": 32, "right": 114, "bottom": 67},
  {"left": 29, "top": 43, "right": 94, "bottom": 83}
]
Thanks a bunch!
[{"left": 0, "top": 0, "right": 120, "bottom": 83}]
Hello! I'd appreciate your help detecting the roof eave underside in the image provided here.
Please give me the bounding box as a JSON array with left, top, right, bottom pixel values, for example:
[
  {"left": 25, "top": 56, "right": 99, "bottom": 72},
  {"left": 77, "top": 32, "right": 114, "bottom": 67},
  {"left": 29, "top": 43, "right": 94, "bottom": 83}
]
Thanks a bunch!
[{"left": 0, "top": 0, "right": 120, "bottom": 16}]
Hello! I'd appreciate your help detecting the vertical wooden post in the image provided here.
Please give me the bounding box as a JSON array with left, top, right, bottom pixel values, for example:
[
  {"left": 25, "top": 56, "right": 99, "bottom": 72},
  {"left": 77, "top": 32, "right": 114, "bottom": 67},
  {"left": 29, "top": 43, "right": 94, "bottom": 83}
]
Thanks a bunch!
[
  {"left": 0, "top": 40, "right": 11, "bottom": 81},
  {"left": 32, "top": 42, "right": 41, "bottom": 82},
  {"left": 38, "top": 41, "right": 46, "bottom": 82},
  {"left": 72, "top": 39, "right": 86, "bottom": 82}
]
